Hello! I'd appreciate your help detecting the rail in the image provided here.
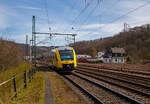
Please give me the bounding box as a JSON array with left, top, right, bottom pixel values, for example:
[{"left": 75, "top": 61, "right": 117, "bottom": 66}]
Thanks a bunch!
[
  {"left": 63, "top": 75, "right": 104, "bottom": 104},
  {"left": 71, "top": 72, "right": 143, "bottom": 104}
]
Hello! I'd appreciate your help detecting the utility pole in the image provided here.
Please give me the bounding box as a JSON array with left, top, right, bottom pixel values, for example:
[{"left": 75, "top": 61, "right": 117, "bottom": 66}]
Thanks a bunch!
[
  {"left": 26, "top": 35, "right": 28, "bottom": 60},
  {"left": 32, "top": 16, "right": 36, "bottom": 58},
  {"left": 30, "top": 40, "right": 32, "bottom": 63},
  {"left": 29, "top": 40, "right": 33, "bottom": 68}
]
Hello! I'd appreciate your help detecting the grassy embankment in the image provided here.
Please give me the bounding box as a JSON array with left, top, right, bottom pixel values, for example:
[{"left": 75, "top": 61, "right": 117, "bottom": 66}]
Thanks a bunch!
[
  {"left": 0, "top": 62, "right": 45, "bottom": 104},
  {"left": 10, "top": 72, "right": 45, "bottom": 104}
]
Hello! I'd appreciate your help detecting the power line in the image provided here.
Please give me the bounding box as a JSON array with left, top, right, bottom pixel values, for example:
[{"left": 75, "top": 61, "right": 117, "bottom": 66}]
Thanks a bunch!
[
  {"left": 108, "top": 1, "right": 150, "bottom": 24},
  {"left": 90, "top": 0, "right": 121, "bottom": 30},
  {"left": 76, "top": 0, "right": 121, "bottom": 32},
  {"left": 63, "top": 0, "right": 96, "bottom": 44},
  {"left": 74, "top": 0, "right": 102, "bottom": 32},
  {"left": 71, "top": 0, "right": 93, "bottom": 25},
  {"left": 97, "top": 0, "right": 121, "bottom": 17},
  {"left": 63, "top": 0, "right": 94, "bottom": 33},
  {"left": 44, "top": 0, "right": 51, "bottom": 30},
  {"left": 86, "top": 0, "right": 150, "bottom": 35},
  {"left": 56, "top": 0, "right": 78, "bottom": 34},
  {"left": 128, "top": 20, "right": 150, "bottom": 25},
  {"left": 74, "top": 0, "right": 120, "bottom": 33}
]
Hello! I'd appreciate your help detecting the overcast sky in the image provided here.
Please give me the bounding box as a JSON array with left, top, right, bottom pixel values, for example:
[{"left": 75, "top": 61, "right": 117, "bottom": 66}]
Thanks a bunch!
[{"left": 0, "top": 0, "right": 150, "bottom": 46}]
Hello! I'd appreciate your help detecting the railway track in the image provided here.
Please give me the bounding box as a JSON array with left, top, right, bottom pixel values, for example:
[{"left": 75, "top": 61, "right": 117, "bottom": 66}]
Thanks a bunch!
[
  {"left": 74, "top": 66, "right": 150, "bottom": 103},
  {"left": 62, "top": 75, "right": 104, "bottom": 104},
  {"left": 62, "top": 72, "right": 145, "bottom": 104},
  {"left": 77, "top": 65, "right": 150, "bottom": 86},
  {"left": 78, "top": 63, "right": 150, "bottom": 76},
  {"left": 76, "top": 69, "right": 150, "bottom": 92}
]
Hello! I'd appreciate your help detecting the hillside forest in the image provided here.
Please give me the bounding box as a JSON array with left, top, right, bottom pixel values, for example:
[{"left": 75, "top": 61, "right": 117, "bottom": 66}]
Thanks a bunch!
[
  {"left": 0, "top": 38, "right": 23, "bottom": 72},
  {"left": 72, "top": 24, "right": 150, "bottom": 63}
]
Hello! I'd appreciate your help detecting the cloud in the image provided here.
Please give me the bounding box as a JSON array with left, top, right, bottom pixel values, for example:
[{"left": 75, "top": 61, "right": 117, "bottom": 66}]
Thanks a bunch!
[
  {"left": 115, "top": 0, "right": 150, "bottom": 24},
  {"left": 118, "top": 0, "right": 146, "bottom": 10},
  {"left": 0, "top": 4, "right": 20, "bottom": 29},
  {"left": 8, "top": 34, "right": 30, "bottom": 43},
  {"left": 0, "top": 5, "right": 10, "bottom": 29},
  {"left": 12, "top": 0, "right": 150, "bottom": 45},
  {"left": 100, "top": 23, "right": 123, "bottom": 34},
  {"left": 1, "top": 0, "right": 150, "bottom": 46},
  {"left": 82, "top": 0, "right": 150, "bottom": 39},
  {"left": 66, "top": 0, "right": 150, "bottom": 42},
  {"left": 80, "top": 24, "right": 104, "bottom": 29},
  {"left": 17, "top": 6, "right": 42, "bottom": 10}
]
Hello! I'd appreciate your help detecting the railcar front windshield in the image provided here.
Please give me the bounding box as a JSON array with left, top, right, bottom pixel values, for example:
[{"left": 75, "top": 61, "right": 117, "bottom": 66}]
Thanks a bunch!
[{"left": 59, "top": 50, "right": 74, "bottom": 60}]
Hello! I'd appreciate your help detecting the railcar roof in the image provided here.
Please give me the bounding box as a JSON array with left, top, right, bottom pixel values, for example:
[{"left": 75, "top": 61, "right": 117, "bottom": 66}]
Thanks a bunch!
[{"left": 57, "top": 46, "right": 73, "bottom": 51}]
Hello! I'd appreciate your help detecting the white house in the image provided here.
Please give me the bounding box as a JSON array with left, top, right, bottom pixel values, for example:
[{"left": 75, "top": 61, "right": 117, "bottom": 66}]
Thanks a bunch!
[{"left": 103, "top": 47, "right": 126, "bottom": 63}]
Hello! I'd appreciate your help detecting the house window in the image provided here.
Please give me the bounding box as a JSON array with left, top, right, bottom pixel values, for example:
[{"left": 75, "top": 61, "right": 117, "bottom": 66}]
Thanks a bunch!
[
  {"left": 109, "top": 59, "right": 112, "bottom": 62},
  {"left": 115, "top": 54, "right": 117, "bottom": 57},
  {"left": 121, "top": 58, "right": 124, "bottom": 62},
  {"left": 115, "top": 59, "right": 117, "bottom": 62},
  {"left": 107, "top": 59, "right": 109, "bottom": 62}
]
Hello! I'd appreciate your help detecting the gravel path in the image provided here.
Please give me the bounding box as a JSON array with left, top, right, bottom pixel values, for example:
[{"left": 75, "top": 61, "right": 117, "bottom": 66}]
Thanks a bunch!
[{"left": 45, "top": 73, "right": 53, "bottom": 104}]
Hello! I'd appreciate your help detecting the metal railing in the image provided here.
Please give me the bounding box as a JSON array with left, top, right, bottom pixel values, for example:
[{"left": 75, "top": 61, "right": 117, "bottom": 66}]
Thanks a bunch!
[{"left": 0, "top": 68, "right": 37, "bottom": 103}]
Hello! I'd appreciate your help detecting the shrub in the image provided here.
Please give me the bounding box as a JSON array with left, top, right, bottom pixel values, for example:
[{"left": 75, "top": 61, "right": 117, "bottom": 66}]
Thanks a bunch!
[{"left": 0, "top": 38, "right": 23, "bottom": 71}]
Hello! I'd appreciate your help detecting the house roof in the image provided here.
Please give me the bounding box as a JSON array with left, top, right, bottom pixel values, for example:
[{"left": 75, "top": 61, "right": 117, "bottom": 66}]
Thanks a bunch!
[{"left": 111, "top": 47, "right": 125, "bottom": 54}]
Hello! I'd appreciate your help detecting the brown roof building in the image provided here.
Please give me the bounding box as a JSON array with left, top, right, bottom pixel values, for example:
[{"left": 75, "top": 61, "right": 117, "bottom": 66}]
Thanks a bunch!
[
  {"left": 103, "top": 47, "right": 126, "bottom": 63},
  {"left": 111, "top": 47, "right": 126, "bottom": 54}
]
